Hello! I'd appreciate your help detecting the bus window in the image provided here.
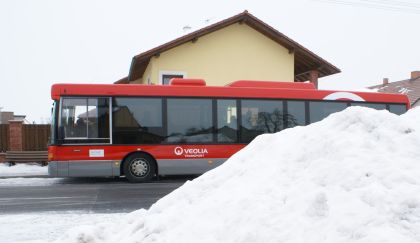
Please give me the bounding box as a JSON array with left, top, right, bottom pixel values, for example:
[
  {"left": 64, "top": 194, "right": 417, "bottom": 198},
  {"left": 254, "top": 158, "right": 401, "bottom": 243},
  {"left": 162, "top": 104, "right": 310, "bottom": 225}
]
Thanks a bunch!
[
  {"left": 309, "top": 101, "right": 347, "bottom": 123},
  {"left": 61, "top": 98, "right": 87, "bottom": 138},
  {"left": 350, "top": 102, "right": 386, "bottom": 110},
  {"left": 388, "top": 104, "right": 407, "bottom": 115},
  {"left": 241, "top": 100, "right": 284, "bottom": 143},
  {"left": 88, "top": 98, "right": 109, "bottom": 139},
  {"left": 217, "top": 99, "right": 238, "bottom": 143},
  {"left": 59, "top": 98, "right": 110, "bottom": 143},
  {"left": 286, "top": 101, "right": 306, "bottom": 128},
  {"left": 166, "top": 98, "right": 213, "bottom": 143},
  {"left": 112, "top": 98, "right": 164, "bottom": 144}
]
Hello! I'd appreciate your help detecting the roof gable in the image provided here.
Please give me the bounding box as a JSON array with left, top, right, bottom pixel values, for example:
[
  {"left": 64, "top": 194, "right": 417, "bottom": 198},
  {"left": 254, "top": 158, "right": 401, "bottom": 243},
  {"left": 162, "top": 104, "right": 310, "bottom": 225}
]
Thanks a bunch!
[{"left": 118, "top": 11, "right": 340, "bottom": 84}]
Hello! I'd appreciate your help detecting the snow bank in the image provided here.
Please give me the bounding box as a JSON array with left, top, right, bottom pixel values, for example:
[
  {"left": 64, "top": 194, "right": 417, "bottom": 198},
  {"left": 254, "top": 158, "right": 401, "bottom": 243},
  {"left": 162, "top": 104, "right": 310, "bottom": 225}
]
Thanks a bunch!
[
  {"left": 0, "top": 213, "right": 123, "bottom": 243},
  {"left": 0, "top": 163, "right": 47, "bottom": 177},
  {"left": 62, "top": 107, "right": 420, "bottom": 243},
  {"left": 0, "top": 177, "right": 62, "bottom": 186}
]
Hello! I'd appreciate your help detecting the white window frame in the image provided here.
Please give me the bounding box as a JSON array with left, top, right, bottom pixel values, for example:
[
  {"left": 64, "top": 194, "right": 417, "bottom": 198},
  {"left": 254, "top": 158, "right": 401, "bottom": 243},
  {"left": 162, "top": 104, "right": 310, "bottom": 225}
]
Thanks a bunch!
[{"left": 158, "top": 71, "right": 187, "bottom": 85}]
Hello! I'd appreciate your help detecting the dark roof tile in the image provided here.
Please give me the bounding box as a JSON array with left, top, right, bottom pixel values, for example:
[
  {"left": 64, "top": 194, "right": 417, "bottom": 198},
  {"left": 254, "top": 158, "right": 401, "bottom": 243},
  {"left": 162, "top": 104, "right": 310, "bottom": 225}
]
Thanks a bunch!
[{"left": 369, "top": 77, "right": 420, "bottom": 106}]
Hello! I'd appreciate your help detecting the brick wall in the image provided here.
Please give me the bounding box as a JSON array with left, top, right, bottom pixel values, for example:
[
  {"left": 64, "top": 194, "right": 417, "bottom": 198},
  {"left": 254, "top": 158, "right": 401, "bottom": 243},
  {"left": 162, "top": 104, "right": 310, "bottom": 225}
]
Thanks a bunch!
[{"left": 9, "top": 120, "right": 23, "bottom": 151}]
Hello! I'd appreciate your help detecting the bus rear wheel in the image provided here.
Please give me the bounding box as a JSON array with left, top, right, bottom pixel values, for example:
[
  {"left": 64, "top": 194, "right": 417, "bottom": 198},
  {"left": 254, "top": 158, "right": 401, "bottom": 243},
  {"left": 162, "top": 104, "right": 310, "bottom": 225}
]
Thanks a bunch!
[{"left": 123, "top": 153, "right": 156, "bottom": 183}]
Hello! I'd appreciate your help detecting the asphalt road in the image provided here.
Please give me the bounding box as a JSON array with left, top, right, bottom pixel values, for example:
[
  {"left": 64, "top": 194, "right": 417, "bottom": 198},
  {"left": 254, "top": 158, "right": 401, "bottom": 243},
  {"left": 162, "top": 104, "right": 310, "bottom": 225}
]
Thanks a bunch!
[{"left": 0, "top": 176, "right": 195, "bottom": 214}]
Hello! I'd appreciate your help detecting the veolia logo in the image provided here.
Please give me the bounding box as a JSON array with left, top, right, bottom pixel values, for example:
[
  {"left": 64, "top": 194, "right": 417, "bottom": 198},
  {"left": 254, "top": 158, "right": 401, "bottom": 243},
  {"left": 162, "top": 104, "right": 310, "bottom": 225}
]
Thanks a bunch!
[
  {"left": 174, "top": 146, "right": 208, "bottom": 157},
  {"left": 174, "top": 147, "right": 184, "bottom": 156}
]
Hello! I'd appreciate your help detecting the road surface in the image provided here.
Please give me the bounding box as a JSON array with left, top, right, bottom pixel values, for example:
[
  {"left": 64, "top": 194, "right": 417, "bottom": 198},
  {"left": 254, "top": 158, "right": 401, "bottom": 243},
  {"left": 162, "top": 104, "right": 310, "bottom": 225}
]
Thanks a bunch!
[{"left": 0, "top": 176, "right": 194, "bottom": 214}]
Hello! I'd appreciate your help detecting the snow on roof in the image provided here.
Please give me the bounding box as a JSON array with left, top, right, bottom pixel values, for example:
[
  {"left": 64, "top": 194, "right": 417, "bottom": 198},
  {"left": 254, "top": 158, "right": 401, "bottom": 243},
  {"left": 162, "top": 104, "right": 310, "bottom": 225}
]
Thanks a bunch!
[{"left": 62, "top": 107, "right": 420, "bottom": 243}]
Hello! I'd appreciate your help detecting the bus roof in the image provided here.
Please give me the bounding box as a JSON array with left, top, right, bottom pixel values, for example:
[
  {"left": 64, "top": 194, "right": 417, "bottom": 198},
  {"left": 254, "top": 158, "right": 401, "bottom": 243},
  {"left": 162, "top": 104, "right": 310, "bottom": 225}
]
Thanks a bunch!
[{"left": 51, "top": 80, "right": 410, "bottom": 106}]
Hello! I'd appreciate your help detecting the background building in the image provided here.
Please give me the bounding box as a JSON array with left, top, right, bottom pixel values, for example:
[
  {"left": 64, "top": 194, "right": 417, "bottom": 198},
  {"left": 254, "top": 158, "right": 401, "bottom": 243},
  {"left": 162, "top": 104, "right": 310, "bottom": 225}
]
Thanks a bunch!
[
  {"left": 369, "top": 71, "right": 420, "bottom": 108},
  {"left": 0, "top": 111, "right": 27, "bottom": 124},
  {"left": 115, "top": 11, "right": 340, "bottom": 88}
]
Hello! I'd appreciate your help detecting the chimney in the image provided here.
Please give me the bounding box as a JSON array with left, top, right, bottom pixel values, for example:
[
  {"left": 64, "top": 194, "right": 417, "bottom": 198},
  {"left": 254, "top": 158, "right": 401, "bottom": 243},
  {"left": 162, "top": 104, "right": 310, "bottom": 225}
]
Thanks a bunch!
[
  {"left": 383, "top": 78, "right": 389, "bottom": 85},
  {"left": 411, "top": 71, "right": 420, "bottom": 79}
]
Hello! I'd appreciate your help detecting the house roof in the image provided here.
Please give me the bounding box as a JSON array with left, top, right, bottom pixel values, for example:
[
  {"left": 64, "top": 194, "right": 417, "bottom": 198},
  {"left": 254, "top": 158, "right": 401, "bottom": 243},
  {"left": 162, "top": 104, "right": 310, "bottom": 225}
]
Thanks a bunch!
[
  {"left": 368, "top": 77, "right": 420, "bottom": 107},
  {"left": 115, "top": 11, "right": 340, "bottom": 84}
]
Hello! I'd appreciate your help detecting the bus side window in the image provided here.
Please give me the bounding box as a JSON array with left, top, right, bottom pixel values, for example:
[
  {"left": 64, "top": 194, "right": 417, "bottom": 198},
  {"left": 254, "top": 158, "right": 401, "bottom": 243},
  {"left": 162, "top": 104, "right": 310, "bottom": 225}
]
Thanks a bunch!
[
  {"left": 309, "top": 101, "right": 347, "bottom": 124},
  {"left": 166, "top": 98, "right": 213, "bottom": 143},
  {"left": 112, "top": 97, "right": 164, "bottom": 144},
  {"left": 350, "top": 102, "right": 386, "bottom": 110},
  {"left": 388, "top": 104, "right": 407, "bottom": 115},
  {"left": 240, "top": 99, "right": 284, "bottom": 143},
  {"left": 217, "top": 99, "right": 238, "bottom": 143},
  {"left": 59, "top": 97, "right": 110, "bottom": 143},
  {"left": 285, "top": 101, "right": 306, "bottom": 128},
  {"left": 61, "top": 98, "right": 88, "bottom": 138}
]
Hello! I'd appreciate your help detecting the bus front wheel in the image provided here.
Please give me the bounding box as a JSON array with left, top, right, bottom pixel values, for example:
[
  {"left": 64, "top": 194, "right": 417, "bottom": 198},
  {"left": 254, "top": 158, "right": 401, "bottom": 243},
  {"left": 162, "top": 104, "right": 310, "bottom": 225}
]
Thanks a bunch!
[{"left": 123, "top": 153, "right": 156, "bottom": 183}]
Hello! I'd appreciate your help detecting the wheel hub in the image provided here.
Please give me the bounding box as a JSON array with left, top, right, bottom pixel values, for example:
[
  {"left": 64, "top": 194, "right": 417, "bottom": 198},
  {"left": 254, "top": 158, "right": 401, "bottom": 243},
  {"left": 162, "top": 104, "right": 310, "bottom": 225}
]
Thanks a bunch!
[{"left": 130, "top": 159, "right": 149, "bottom": 177}]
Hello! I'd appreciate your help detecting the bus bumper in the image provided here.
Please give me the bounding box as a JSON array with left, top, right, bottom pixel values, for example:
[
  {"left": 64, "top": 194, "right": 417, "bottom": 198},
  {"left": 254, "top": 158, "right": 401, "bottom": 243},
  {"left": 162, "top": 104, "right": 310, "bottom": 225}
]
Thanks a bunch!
[{"left": 48, "top": 161, "right": 121, "bottom": 177}]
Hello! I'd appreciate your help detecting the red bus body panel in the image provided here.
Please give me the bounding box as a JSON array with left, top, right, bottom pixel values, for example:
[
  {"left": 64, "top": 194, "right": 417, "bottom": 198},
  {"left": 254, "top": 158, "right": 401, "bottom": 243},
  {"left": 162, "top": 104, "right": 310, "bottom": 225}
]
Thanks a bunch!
[{"left": 49, "top": 144, "right": 245, "bottom": 161}]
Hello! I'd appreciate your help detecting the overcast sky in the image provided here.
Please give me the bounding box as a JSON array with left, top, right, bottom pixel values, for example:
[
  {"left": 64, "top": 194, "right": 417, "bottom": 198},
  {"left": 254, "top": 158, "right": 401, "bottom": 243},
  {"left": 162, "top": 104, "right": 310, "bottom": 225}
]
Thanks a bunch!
[{"left": 1, "top": 0, "right": 419, "bottom": 123}]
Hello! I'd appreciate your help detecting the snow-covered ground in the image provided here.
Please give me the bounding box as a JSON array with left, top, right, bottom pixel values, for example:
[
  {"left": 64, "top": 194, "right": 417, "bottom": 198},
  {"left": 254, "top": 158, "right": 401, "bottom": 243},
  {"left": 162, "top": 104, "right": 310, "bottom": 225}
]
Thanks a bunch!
[
  {"left": 2, "top": 107, "right": 419, "bottom": 243},
  {"left": 0, "top": 177, "right": 62, "bottom": 186},
  {"left": 0, "top": 163, "right": 48, "bottom": 177},
  {"left": 0, "top": 213, "right": 124, "bottom": 243},
  {"left": 47, "top": 107, "right": 419, "bottom": 243}
]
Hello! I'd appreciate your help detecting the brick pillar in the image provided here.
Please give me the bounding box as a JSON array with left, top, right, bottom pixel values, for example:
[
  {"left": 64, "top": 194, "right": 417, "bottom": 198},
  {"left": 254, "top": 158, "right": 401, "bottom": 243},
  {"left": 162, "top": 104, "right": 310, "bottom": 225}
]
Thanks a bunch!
[
  {"left": 9, "top": 120, "right": 23, "bottom": 151},
  {"left": 309, "top": 70, "right": 319, "bottom": 89}
]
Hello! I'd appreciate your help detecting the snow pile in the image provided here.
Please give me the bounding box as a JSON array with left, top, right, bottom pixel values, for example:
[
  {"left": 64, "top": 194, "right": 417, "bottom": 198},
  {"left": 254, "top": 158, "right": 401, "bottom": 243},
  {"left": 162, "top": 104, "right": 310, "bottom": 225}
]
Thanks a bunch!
[
  {"left": 0, "top": 177, "right": 61, "bottom": 186},
  {"left": 0, "top": 213, "right": 123, "bottom": 243},
  {"left": 0, "top": 163, "right": 47, "bottom": 177},
  {"left": 62, "top": 107, "right": 420, "bottom": 243}
]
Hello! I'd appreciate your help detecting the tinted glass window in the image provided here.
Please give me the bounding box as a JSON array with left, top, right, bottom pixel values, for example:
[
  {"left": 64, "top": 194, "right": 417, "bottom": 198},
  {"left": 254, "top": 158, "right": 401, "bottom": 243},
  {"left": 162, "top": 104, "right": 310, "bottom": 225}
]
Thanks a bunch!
[
  {"left": 350, "top": 102, "right": 386, "bottom": 110},
  {"left": 388, "top": 104, "right": 407, "bottom": 115},
  {"left": 167, "top": 99, "right": 213, "bottom": 143},
  {"left": 113, "top": 98, "right": 164, "bottom": 144},
  {"left": 61, "top": 98, "right": 87, "bottom": 138},
  {"left": 286, "top": 101, "right": 306, "bottom": 128},
  {"left": 60, "top": 98, "right": 109, "bottom": 143},
  {"left": 309, "top": 101, "right": 347, "bottom": 123},
  {"left": 241, "top": 100, "right": 284, "bottom": 143},
  {"left": 88, "top": 98, "right": 110, "bottom": 139},
  {"left": 217, "top": 100, "right": 238, "bottom": 143}
]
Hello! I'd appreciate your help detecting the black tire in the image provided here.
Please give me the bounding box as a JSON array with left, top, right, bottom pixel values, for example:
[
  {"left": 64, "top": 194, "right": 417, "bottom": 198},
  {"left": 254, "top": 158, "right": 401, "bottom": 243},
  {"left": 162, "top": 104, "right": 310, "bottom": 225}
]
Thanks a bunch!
[{"left": 123, "top": 153, "right": 156, "bottom": 183}]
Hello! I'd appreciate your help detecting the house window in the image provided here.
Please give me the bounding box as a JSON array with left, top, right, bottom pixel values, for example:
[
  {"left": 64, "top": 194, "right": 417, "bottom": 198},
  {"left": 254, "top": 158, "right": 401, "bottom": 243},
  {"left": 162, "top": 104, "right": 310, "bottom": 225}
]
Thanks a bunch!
[
  {"left": 159, "top": 71, "right": 186, "bottom": 85},
  {"left": 162, "top": 75, "right": 183, "bottom": 85}
]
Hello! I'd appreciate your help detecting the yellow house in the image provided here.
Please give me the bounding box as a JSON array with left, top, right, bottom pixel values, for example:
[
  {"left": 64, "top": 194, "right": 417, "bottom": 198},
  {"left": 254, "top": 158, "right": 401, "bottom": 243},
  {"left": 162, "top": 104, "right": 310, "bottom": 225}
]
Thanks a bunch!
[{"left": 115, "top": 11, "right": 340, "bottom": 88}]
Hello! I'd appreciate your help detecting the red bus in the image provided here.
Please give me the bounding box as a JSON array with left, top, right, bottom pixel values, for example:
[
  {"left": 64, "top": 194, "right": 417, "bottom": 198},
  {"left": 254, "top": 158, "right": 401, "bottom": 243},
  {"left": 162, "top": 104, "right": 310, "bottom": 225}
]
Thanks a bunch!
[{"left": 48, "top": 79, "right": 410, "bottom": 182}]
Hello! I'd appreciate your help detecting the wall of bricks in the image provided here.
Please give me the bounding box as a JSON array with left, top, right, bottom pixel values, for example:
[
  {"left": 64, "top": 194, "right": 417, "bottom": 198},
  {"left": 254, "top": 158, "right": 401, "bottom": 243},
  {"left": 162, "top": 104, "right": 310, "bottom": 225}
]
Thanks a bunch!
[{"left": 9, "top": 120, "right": 23, "bottom": 151}]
